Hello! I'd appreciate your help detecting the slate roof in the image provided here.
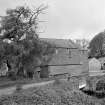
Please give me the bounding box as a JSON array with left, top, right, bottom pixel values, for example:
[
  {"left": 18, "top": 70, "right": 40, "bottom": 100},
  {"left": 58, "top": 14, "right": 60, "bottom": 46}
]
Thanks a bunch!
[
  {"left": 40, "top": 38, "right": 77, "bottom": 49},
  {"left": 40, "top": 38, "right": 88, "bottom": 76}
]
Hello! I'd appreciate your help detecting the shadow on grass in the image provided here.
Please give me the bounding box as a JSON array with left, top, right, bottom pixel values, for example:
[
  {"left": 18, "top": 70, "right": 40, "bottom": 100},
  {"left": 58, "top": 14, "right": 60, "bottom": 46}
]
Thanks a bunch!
[{"left": 80, "top": 87, "right": 105, "bottom": 99}]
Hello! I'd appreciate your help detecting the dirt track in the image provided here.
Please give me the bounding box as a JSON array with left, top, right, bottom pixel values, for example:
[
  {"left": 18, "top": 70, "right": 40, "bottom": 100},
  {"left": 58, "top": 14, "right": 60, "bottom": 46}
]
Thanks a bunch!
[{"left": 0, "top": 80, "right": 55, "bottom": 96}]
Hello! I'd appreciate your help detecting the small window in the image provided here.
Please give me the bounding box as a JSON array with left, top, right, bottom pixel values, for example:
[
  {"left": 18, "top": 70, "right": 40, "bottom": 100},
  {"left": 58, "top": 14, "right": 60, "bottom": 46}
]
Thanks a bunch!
[
  {"left": 55, "top": 49, "right": 58, "bottom": 54},
  {"left": 80, "top": 50, "right": 84, "bottom": 54},
  {"left": 82, "top": 50, "right": 84, "bottom": 54},
  {"left": 67, "top": 48, "right": 71, "bottom": 58}
]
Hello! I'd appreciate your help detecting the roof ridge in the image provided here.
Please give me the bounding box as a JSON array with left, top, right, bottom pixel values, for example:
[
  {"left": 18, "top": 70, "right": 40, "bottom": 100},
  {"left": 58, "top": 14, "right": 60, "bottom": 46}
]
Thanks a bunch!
[
  {"left": 40, "top": 38, "right": 78, "bottom": 48},
  {"left": 40, "top": 38, "right": 72, "bottom": 40}
]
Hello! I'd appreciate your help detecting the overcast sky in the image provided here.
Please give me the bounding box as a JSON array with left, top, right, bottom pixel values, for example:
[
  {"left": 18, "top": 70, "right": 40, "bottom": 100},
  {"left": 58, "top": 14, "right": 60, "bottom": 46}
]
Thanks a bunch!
[{"left": 0, "top": 0, "right": 105, "bottom": 40}]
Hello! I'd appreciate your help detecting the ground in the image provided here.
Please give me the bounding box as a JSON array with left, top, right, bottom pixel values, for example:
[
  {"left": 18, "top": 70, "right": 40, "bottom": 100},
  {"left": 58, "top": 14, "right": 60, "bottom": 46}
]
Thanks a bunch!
[
  {"left": 0, "top": 79, "right": 104, "bottom": 105},
  {"left": 0, "top": 72, "right": 105, "bottom": 104},
  {"left": 0, "top": 80, "right": 55, "bottom": 96}
]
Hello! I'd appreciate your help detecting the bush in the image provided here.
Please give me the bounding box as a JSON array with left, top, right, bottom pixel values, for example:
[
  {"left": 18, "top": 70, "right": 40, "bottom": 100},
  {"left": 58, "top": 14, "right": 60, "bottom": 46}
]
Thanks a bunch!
[
  {"left": 7, "top": 71, "right": 17, "bottom": 81},
  {"left": 53, "top": 78, "right": 62, "bottom": 86},
  {"left": 15, "top": 84, "right": 23, "bottom": 92}
]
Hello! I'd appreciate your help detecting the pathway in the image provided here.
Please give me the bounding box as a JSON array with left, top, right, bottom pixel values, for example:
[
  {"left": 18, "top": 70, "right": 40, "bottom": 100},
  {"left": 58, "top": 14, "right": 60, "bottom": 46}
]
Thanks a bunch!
[{"left": 0, "top": 80, "right": 55, "bottom": 96}]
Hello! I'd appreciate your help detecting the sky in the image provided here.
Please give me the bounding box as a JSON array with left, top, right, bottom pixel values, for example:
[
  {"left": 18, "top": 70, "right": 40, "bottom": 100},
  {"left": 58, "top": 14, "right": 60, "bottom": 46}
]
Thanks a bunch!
[{"left": 0, "top": 0, "right": 105, "bottom": 40}]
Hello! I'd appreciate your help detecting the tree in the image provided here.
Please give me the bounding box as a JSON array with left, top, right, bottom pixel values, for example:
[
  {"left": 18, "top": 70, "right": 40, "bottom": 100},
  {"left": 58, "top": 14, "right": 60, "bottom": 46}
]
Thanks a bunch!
[
  {"left": 39, "top": 41, "right": 56, "bottom": 78},
  {"left": 81, "top": 39, "right": 89, "bottom": 50},
  {"left": 88, "top": 31, "right": 105, "bottom": 58},
  {"left": 0, "top": 5, "right": 56, "bottom": 79},
  {"left": 0, "top": 5, "right": 48, "bottom": 78},
  {"left": 75, "top": 39, "right": 89, "bottom": 50},
  {"left": 0, "top": 5, "right": 47, "bottom": 41}
]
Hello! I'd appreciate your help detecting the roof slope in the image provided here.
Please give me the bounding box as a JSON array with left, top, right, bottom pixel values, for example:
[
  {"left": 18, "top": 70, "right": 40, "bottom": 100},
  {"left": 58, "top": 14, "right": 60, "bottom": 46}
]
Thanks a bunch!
[
  {"left": 40, "top": 38, "right": 77, "bottom": 48},
  {"left": 40, "top": 38, "right": 88, "bottom": 76}
]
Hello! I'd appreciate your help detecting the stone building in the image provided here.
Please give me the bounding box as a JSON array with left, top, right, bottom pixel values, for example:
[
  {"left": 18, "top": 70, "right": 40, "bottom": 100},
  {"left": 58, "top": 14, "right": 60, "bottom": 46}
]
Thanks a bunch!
[{"left": 40, "top": 38, "right": 88, "bottom": 78}]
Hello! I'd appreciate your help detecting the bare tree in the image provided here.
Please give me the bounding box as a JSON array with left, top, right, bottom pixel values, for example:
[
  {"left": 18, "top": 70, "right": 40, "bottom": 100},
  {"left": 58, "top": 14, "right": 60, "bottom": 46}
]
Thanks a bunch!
[
  {"left": 75, "top": 39, "right": 89, "bottom": 50},
  {"left": 0, "top": 4, "right": 47, "bottom": 41}
]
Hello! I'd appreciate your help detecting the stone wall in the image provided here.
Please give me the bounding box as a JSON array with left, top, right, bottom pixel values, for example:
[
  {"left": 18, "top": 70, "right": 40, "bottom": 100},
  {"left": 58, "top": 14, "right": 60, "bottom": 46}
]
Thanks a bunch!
[{"left": 86, "top": 75, "right": 105, "bottom": 90}]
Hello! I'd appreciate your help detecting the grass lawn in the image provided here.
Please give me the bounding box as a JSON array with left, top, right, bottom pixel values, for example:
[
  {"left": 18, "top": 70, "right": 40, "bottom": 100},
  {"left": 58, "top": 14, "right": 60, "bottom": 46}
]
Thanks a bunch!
[
  {"left": 1, "top": 76, "right": 105, "bottom": 105},
  {"left": 0, "top": 79, "right": 104, "bottom": 105}
]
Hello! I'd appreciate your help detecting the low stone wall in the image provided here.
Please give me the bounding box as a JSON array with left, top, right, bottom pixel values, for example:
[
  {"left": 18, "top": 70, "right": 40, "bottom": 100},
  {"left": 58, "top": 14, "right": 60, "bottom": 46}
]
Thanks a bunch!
[{"left": 86, "top": 75, "right": 105, "bottom": 90}]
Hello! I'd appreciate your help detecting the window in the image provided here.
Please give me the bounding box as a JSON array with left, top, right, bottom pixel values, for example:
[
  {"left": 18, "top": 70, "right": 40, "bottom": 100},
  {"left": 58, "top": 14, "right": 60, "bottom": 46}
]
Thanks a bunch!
[
  {"left": 67, "top": 48, "right": 71, "bottom": 58},
  {"left": 55, "top": 49, "right": 58, "bottom": 54}
]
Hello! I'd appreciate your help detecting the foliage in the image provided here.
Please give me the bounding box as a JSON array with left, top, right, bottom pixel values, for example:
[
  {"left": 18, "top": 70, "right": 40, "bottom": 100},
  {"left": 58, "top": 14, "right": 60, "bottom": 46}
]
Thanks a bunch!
[
  {"left": 88, "top": 31, "right": 105, "bottom": 58},
  {"left": 75, "top": 39, "right": 89, "bottom": 50},
  {"left": 0, "top": 5, "right": 47, "bottom": 41},
  {"left": 0, "top": 5, "right": 55, "bottom": 78},
  {"left": 40, "top": 40, "right": 56, "bottom": 64}
]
